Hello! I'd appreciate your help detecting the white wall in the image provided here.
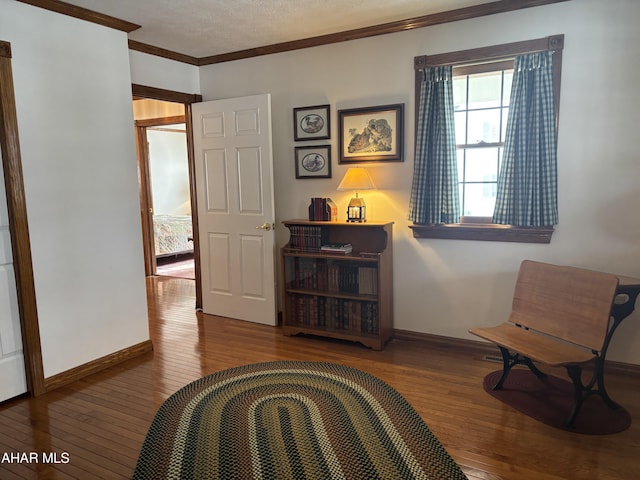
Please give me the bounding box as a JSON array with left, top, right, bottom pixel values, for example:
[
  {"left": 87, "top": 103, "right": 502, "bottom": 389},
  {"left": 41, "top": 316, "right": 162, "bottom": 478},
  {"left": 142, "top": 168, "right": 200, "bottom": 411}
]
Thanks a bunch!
[
  {"left": 147, "top": 129, "right": 191, "bottom": 215},
  {"left": 0, "top": 0, "right": 149, "bottom": 377},
  {"left": 198, "top": 0, "right": 640, "bottom": 364},
  {"left": 129, "top": 50, "right": 200, "bottom": 95}
]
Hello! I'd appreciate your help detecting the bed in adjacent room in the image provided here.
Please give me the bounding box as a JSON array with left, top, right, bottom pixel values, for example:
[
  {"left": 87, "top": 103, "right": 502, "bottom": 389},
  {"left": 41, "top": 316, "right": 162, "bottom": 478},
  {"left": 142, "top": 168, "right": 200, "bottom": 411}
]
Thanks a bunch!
[{"left": 153, "top": 214, "right": 193, "bottom": 257}]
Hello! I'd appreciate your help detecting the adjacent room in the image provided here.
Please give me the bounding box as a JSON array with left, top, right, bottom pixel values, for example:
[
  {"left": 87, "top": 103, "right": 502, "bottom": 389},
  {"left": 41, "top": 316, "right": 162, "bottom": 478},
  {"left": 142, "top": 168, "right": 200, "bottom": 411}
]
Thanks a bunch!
[{"left": 132, "top": 98, "right": 195, "bottom": 280}]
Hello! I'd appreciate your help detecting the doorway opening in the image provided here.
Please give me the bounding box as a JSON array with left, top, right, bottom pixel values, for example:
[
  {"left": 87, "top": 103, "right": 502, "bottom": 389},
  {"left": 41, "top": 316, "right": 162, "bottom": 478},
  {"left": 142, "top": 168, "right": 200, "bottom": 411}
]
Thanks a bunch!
[
  {"left": 133, "top": 99, "right": 194, "bottom": 280},
  {"left": 131, "top": 84, "right": 203, "bottom": 309}
]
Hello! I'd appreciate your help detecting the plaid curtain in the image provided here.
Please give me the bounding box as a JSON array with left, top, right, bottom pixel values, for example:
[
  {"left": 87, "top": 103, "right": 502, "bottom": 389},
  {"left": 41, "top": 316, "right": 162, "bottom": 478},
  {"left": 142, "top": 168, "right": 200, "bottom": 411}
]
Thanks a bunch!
[
  {"left": 492, "top": 51, "right": 558, "bottom": 226},
  {"left": 408, "top": 66, "right": 460, "bottom": 224}
]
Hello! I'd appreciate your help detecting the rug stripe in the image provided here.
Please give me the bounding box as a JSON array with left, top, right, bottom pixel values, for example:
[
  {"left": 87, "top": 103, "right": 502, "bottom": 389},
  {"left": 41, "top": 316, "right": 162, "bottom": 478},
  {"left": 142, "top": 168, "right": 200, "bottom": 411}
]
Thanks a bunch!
[{"left": 249, "top": 394, "right": 345, "bottom": 480}]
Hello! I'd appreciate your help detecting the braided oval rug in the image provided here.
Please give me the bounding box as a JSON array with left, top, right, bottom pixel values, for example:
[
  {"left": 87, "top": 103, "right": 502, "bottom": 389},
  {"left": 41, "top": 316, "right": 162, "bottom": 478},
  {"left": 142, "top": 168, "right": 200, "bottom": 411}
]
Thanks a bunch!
[{"left": 133, "top": 361, "right": 467, "bottom": 480}]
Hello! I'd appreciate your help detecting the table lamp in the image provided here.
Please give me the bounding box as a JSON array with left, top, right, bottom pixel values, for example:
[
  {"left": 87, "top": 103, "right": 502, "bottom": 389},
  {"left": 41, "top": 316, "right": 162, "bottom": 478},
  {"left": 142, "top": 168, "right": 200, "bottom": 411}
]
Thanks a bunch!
[{"left": 337, "top": 167, "right": 375, "bottom": 222}]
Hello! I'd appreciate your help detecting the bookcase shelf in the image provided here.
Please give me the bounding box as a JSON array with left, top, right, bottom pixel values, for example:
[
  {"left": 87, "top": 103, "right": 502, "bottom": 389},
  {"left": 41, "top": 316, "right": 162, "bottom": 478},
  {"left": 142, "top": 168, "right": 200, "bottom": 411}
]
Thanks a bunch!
[{"left": 281, "top": 220, "right": 393, "bottom": 350}]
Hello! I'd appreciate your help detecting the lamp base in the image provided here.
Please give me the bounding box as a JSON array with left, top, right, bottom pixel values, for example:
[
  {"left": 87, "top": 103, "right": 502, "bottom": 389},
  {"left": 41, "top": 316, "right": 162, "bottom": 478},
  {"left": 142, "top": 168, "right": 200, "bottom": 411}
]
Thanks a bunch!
[{"left": 346, "top": 197, "right": 366, "bottom": 223}]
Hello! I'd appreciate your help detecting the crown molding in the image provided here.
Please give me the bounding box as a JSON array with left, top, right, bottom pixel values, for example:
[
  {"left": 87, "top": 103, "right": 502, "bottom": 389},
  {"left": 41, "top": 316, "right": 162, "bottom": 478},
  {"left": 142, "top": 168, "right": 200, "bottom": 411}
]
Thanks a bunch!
[
  {"left": 198, "top": 0, "right": 571, "bottom": 65},
  {"left": 128, "top": 40, "right": 200, "bottom": 66},
  {"left": 17, "top": 0, "right": 141, "bottom": 32},
  {"left": 18, "top": 0, "right": 571, "bottom": 65}
]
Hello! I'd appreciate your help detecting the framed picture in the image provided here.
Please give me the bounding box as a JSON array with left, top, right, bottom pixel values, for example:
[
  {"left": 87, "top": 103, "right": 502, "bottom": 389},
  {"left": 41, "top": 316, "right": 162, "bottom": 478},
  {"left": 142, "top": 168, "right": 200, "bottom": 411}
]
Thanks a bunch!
[
  {"left": 295, "top": 145, "right": 332, "bottom": 179},
  {"left": 293, "top": 104, "right": 330, "bottom": 141},
  {"left": 338, "top": 103, "right": 404, "bottom": 163}
]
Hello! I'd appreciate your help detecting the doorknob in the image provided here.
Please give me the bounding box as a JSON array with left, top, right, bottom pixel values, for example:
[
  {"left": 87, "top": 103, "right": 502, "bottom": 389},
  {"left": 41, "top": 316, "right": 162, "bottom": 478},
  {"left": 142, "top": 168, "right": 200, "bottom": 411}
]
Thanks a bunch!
[{"left": 255, "top": 222, "right": 272, "bottom": 231}]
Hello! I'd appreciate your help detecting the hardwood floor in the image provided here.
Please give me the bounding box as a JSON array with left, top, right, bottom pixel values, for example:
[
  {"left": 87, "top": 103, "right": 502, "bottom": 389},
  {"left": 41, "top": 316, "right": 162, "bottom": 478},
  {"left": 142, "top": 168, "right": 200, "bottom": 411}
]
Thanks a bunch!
[
  {"left": 1, "top": 276, "right": 639, "bottom": 479},
  {"left": 155, "top": 253, "right": 195, "bottom": 279}
]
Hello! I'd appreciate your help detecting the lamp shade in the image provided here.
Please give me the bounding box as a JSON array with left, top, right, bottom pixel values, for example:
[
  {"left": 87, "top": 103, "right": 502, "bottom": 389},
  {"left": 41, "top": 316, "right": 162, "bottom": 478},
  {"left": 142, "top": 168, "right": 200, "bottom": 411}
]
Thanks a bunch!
[{"left": 337, "top": 167, "right": 375, "bottom": 191}]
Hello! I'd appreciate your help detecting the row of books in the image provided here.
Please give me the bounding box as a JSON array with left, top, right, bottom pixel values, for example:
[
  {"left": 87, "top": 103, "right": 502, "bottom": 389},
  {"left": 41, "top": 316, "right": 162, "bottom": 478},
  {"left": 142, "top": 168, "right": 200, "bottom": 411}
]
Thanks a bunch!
[
  {"left": 287, "top": 258, "right": 378, "bottom": 295},
  {"left": 308, "top": 197, "right": 338, "bottom": 222},
  {"left": 287, "top": 294, "right": 379, "bottom": 334},
  {"left": 287, "top": 225, "right": 329, "bottom": 252}
]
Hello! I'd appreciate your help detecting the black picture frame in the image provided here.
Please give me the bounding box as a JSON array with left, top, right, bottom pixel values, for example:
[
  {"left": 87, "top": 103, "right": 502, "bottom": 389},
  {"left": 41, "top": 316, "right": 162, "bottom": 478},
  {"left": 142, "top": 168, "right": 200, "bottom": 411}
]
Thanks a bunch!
[
  {"left": 293, "top": 104, "right": 330, "bottom": 141},
  {"left": 294, "top": 145, "right": 332, "bottom": 179},
  {"left": 338, "top": 103, "right": 404, "bottom": 163}
]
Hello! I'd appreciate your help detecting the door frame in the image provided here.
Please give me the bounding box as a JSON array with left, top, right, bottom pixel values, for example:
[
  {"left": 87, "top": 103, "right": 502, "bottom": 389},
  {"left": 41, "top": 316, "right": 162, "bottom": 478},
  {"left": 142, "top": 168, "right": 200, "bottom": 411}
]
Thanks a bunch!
[
  {"left": 132, "top": 84, "right": 203, "bottom": 309},
  {"left": 0, "top": 40, "right": 46, "bottom": 396}
]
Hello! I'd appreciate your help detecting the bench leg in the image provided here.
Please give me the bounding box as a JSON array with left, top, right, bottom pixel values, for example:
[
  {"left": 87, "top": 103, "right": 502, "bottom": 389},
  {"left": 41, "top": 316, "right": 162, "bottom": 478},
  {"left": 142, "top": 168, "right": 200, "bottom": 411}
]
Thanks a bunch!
[
  {"left": 524, "top": 357, "right": 547, "bottom": 382},
  {"left": 566, "top": 359, "right": 622, "bottom": 427},
  {"left": 492, "top": 347, "right": 547, "bottom": 391},
  {"left": 594, "top": 358, "right": 622, "bottom": 411},
  {"left": 565, "top": 365, "right": 585, "bottom": 427}
]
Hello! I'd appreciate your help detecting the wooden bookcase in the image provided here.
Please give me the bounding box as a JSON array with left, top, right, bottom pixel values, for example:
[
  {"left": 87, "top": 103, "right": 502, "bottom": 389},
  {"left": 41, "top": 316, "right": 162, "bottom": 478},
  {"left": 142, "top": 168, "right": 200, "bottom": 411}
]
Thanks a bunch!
[{"left": 281, "top": 220, "right": 393, "bottom": 350}]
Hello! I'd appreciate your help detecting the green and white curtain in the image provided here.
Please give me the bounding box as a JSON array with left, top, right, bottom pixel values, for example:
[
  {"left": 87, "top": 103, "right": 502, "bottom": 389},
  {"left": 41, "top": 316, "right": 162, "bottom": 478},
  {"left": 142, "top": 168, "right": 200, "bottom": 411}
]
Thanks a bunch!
[
  {"left": 492, "top": 51, "right": 558, "bottom": 226},
  {"left": 408, "top": 66, "right": 460, "bottom": 224}
]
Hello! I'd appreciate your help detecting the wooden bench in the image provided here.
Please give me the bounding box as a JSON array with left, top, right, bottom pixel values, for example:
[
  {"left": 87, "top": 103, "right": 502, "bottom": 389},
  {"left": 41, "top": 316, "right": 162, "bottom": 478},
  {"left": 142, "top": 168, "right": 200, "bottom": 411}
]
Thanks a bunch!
[{"left": 469, "top": 260, "right": 620, "bottom": 427}]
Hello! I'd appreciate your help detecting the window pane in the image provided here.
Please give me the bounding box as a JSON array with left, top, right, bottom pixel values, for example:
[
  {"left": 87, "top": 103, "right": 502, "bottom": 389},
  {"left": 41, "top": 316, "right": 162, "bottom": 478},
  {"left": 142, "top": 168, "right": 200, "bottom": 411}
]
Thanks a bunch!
[
  {"left": 468, "top": 72, "right": 502, "bottom": 109},
  {"left": 502, "top": 71, "right": 513, "bottom": 106},
  {"left": 467, "top": 109, "right": 501, "bottom": 144},
  {"left": 453, "top": 68, "right": 513, "bottom": 219},
  {"left": 464, "top": 147, "right": 500, "bottom": 182},
  {"left": 462, "top": 183, "right": 497, "bottom": 217},
  {"left": 453, "top": 77, "right": 467, "bottom": 111},
  {"left": 455, "top": 112, "right": 466, "bottom": 144}
]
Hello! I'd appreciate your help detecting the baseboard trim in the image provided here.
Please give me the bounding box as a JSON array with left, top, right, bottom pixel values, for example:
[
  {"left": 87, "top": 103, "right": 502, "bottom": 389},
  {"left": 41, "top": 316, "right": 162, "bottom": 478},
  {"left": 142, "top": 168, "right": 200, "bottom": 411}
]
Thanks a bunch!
[
  {"left": 44, "top": 340, "right": 153, "bottom": 392},
  {"left": 393, "top": 329, "right": 640, "bottom": 376}
]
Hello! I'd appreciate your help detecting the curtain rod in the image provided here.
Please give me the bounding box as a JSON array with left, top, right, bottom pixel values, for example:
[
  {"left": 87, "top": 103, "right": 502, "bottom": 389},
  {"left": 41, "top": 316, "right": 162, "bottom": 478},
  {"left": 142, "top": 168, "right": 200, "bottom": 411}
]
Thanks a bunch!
[{"left": 415, "top": 34, "right": 563, "bottom": 69}]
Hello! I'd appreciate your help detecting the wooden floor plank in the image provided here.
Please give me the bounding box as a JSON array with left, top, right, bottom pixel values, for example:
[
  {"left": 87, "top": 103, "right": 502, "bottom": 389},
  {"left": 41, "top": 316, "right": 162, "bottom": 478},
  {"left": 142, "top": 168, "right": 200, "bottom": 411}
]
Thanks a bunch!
[{"left": 1, "top": 276, "right": 639, "bottom": 479}]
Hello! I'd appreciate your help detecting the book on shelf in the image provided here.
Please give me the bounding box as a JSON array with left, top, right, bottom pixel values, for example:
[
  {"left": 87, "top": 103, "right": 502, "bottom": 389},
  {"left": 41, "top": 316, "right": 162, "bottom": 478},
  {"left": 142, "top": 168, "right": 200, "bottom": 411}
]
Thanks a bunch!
[
  {"left": 320, "top": 243, "right": 352, "bottom": 254},
  {"left": 358, "top": 267, "right": 378, "bottom": 295},
  {"left": 287, "top": 294, "right": 379, "bottom": 334},
  {"left": 288, "top": 225, "right": 329, "bottom": 252}
]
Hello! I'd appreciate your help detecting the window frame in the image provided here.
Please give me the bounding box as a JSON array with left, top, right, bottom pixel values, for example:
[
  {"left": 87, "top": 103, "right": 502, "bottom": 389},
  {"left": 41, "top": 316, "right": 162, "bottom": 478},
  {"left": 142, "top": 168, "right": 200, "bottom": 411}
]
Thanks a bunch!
[{"left": 411, "top": 35, "right": 563, "bottom": 243}]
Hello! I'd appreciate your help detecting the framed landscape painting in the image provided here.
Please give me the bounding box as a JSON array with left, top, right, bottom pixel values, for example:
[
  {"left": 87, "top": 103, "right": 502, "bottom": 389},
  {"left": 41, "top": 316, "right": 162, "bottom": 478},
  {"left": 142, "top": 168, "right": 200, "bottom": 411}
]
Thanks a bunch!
[{"left": 338, "top": 104, "right": 404, "bottom": 163}]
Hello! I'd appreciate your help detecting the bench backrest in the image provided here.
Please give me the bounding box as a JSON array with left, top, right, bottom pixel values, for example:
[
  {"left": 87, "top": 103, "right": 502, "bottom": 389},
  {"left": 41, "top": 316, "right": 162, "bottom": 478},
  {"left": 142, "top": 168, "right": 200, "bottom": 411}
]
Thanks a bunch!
[{"left": 509, "top": 260, "right": 619, "bottom": 352}]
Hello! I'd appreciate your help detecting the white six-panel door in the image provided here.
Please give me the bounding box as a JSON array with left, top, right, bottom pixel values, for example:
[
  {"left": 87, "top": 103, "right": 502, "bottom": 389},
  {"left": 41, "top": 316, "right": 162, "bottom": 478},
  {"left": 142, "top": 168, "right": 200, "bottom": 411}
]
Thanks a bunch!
[
  {"left": 0, "top": 148, "right": 27, "bottom": 401},
  {"left": 192, "top": 94, "right": 277, "bottom": 325}
]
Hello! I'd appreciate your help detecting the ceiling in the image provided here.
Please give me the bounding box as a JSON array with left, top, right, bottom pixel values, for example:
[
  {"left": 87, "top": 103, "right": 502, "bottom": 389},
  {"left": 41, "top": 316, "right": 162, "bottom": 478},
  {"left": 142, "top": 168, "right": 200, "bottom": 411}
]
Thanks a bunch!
[{"left": 60, "top": 0, "right": 493, "bottom": 59}]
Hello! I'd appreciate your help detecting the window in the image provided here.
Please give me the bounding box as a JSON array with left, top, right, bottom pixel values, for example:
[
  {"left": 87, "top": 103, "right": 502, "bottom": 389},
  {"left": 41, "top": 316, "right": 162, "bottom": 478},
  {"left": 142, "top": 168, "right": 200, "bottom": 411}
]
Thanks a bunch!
[
  {"left": 453, "top": 63, "right": 513, "bottom": 216},
  {"left": 410, "top": 35, "right": 563, "bottom": 243}
]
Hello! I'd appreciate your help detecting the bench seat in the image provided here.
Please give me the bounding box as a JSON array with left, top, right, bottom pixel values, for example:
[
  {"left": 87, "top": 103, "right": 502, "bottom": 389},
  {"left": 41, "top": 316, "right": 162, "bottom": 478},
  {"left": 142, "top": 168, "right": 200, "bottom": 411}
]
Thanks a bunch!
[{"left": 470, "top": 323, "right": 596, "bottom": 367}]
